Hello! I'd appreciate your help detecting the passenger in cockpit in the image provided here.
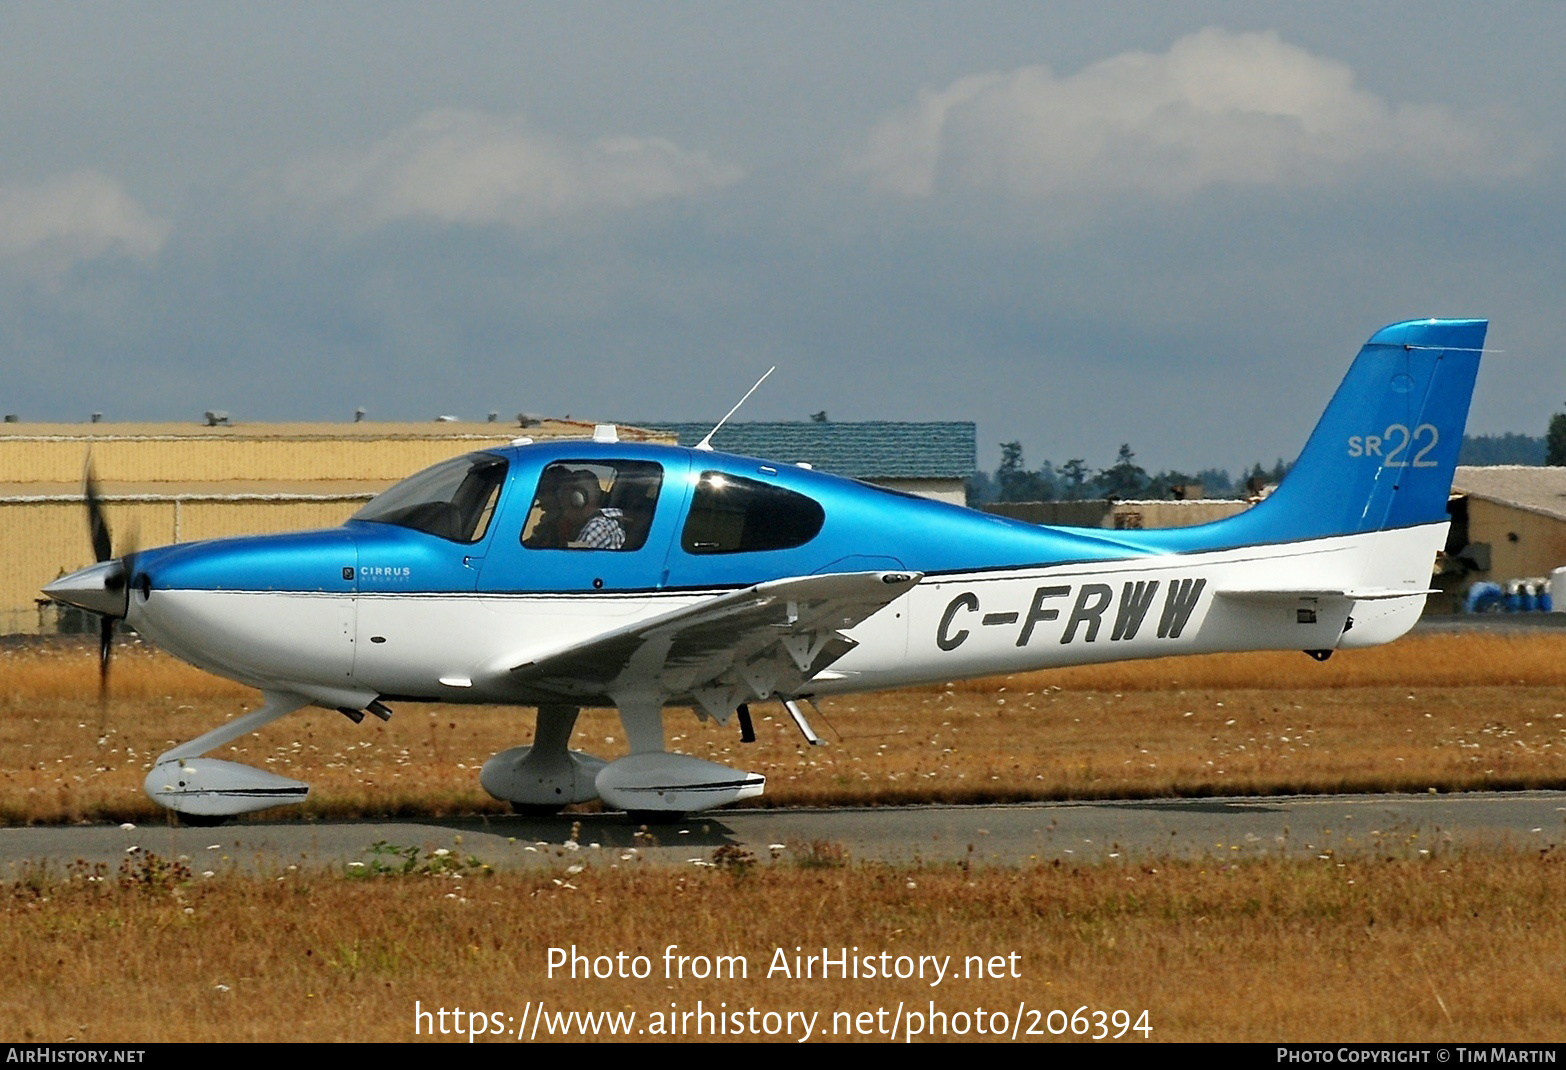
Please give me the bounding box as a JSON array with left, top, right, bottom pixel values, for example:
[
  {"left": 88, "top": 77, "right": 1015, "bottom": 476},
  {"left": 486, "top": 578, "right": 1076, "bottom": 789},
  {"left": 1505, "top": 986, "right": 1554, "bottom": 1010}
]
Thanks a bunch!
[{"left": 561, "top": 470, "right": 626, "bottom": 550}]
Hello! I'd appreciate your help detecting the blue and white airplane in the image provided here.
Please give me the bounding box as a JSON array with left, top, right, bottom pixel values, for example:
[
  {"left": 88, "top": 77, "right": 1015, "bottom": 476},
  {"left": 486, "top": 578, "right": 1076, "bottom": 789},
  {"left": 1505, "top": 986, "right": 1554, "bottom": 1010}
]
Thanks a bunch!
[{"left": 45, "top": 318, "right": 1484, "bottom": 823}]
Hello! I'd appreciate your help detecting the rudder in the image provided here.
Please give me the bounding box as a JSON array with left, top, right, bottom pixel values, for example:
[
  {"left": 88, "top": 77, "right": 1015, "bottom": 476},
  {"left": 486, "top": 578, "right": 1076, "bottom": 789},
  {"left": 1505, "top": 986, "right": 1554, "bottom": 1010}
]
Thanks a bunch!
[{"left": 1225, "top": 318, "right": 1485, "bottom": 544}]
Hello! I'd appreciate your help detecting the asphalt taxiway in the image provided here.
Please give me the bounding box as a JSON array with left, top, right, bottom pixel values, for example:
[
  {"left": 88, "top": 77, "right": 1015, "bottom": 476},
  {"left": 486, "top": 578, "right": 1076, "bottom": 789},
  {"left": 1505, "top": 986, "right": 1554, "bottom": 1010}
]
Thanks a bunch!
[{"left": 3, "top": 790, "right": 1563, "bottom": 875}]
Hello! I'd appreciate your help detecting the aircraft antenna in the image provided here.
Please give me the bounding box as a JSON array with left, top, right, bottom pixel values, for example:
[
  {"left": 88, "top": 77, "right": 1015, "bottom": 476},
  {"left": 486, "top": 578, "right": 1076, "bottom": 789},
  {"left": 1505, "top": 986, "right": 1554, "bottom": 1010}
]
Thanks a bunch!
[{"left": 695, "top": 366, "right": 774, "bottom": 451}]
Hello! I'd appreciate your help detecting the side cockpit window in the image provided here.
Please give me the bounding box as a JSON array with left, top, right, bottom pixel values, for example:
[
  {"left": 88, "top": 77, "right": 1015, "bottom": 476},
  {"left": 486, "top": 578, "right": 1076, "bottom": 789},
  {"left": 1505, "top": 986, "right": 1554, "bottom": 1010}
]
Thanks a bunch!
[
  {"left": 352, "top": 453, "right": 506, "bottom": 543},
  {"left": 522, "top": 461, "right": 663, "bottom": 551},
  {"left": 681, "top": 471, "right": 825, "bottom": 554}
]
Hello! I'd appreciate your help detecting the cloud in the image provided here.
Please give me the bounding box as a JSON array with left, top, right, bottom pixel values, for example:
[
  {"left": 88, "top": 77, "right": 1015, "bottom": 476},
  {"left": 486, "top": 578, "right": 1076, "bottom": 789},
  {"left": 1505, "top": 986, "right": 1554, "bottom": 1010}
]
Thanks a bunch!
[
  {"left": 0, "top": 171, "right": 168, "bottom": 280},
  {"left": 268, "top": 109, "right": 744, "bottom": 232},
  {"left": 852, "top": 28, "right": 1538, "bottom": 200}
]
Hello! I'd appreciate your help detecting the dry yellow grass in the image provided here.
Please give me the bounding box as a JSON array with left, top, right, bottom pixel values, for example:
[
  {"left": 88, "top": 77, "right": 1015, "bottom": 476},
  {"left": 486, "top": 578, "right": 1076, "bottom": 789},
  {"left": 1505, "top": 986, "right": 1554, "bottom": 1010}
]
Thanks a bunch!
[
  {"left": 5, "top": 848, "right": 1564, "bottom": 1042},
  {"left": 4, "top": 631, "right": 1566, "bottom": 824},
  {"left": 6, "top": 633, "right": 1565, "bottom": 1044}
]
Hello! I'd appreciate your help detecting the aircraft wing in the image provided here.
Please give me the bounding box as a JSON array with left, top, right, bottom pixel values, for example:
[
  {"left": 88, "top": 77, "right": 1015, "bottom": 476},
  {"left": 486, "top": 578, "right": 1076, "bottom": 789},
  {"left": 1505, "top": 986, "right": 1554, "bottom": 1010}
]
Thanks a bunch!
[{"left": 500, "top": 570, "right": 921, "bottom": 718}]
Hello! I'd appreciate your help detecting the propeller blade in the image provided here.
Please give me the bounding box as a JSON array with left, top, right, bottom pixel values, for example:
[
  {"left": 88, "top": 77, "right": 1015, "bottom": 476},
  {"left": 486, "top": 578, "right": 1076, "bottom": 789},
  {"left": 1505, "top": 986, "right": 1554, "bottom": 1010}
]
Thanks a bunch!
[
  {"left": 80, "top": 454, "right": 135, "bottom": 703},
  {"left": 85, "top": 459, "right": 112, "bottom": 564},
  {"left": 99, "top": 614, "right": 114, "bottom": 699}
]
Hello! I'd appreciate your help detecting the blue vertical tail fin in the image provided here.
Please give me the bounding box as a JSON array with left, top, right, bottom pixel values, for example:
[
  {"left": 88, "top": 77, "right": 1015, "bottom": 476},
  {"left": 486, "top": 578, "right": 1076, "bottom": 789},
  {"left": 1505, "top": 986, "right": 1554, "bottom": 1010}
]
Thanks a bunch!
[{"left": 1212, "top": 318, "right": 1485, "bottom": 546}]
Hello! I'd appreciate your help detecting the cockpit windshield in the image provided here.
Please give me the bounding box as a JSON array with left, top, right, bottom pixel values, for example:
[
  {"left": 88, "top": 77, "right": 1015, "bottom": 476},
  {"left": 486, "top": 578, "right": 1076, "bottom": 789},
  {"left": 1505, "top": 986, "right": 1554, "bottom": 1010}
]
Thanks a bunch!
[{"left": 352, "top": 453, "right": 507, "bottom": 543}]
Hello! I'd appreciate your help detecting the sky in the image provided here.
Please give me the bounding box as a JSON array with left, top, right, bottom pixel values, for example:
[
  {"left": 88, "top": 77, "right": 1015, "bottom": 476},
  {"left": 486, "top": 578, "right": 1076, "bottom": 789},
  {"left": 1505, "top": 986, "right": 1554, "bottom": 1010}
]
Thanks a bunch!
[{"left": 1, "top": 2, "right": 1562, "bottom": 475}]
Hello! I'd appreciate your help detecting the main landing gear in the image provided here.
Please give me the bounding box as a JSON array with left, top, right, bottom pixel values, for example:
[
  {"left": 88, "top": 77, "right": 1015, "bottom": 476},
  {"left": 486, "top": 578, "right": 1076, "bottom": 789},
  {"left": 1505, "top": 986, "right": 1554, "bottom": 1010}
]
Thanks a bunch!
[
  {"left": 140, "top": 691, "right": 816, "bottom": 823},
  {"left": 479, "top": 705, "right": 607, "bottom": 815},
  {"left": 481, "top": 697, "right": 769, "bottom": 818}
]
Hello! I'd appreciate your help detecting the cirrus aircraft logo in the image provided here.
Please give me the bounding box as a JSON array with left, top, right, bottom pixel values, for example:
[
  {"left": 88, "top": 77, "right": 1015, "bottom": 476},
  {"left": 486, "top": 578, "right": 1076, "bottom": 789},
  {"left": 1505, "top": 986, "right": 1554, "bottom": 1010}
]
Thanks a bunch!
[{"left": 360, "top": 566, "right": 412, "bottom": 580}]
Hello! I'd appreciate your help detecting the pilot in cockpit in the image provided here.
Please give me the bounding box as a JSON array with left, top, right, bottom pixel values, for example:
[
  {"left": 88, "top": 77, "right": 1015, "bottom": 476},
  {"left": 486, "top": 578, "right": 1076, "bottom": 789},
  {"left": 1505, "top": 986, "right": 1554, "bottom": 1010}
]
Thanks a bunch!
[{"left": 522, "top": 465, "right": 570, "bottom": 548}]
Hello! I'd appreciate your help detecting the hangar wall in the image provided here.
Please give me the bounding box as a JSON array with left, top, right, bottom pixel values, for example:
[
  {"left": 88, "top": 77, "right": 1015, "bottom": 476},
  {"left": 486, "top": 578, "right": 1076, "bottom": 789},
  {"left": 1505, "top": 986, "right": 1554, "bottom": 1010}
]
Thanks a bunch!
[
  {"left": 1451, "top": 497, "right": 1566, "bottom": 589},
  {"left": 2, "top": 420, "right": 669, "bottom": 634},
  {"left": 1436, "top": 468, "right": 1566, "bottom": 608}
]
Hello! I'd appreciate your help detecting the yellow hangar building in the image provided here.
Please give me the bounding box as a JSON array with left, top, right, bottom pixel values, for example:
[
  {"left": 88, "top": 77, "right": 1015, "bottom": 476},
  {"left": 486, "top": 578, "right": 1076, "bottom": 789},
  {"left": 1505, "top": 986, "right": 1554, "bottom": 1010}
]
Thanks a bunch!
[{"left": 0, "top": 418, "right": 673, "bottom": 635}]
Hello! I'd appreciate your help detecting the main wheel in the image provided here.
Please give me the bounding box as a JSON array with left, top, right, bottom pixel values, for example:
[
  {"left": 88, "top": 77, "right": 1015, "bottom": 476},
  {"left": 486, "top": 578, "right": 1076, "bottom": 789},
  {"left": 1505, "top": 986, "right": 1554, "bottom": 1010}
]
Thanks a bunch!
[{"left": 509, "top": 802, "right": 565, "bottom": 816}]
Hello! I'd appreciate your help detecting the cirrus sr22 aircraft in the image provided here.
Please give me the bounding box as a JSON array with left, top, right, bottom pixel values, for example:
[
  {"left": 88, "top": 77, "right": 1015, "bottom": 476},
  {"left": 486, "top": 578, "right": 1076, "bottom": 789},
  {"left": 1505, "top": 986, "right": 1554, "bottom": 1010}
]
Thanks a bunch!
[{"left": 46, "top": 318, "right": 1484, "bottom": 823}]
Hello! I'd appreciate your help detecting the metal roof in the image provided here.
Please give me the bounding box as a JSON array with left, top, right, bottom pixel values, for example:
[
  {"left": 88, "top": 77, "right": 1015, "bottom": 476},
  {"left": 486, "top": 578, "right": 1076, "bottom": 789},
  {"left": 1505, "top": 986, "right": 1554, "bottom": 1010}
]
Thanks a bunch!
[
  {"left": 640, "top": 421, "right": 977, "bottom": 480},
  {"left": 0, "top": 419, "right": 669, "bottom": 442},
  {"left": 1452, "top": 465, "right": 1566, "bottom": 522}
]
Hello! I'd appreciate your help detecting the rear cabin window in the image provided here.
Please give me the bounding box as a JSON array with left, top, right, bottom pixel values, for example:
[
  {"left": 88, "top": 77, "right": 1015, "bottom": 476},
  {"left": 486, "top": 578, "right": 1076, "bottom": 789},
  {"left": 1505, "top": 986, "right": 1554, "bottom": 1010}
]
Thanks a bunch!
[
  {"left": 521, "top": 461, "right": 663, "bottom": 551},
  {"left": 681, "top": 471, "right": 825, "bottom": 554},
  {"left": 352, "top": 452, "right": 506, "bottom": 544}
]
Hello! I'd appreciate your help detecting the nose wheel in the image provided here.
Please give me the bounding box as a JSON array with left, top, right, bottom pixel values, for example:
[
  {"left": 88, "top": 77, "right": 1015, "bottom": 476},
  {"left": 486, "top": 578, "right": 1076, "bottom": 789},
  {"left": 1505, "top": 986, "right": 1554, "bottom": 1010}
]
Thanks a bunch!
[
  {"left": 173, "top": 811, "right": 230, "bottom": 828},
  {"left": 143, "top": 690, "right": 316, "bottom": 820}
]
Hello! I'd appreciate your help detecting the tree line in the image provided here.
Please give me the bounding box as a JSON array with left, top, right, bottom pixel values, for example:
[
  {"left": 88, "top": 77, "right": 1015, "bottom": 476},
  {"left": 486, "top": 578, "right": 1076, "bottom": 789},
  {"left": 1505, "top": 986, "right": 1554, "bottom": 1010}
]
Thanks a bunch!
[
  {"left": 967, "top": 442, "right": 1289, "bottom": 505},
  {"left": 968, "top": 429, "right": 1564, "bottom": 508}
]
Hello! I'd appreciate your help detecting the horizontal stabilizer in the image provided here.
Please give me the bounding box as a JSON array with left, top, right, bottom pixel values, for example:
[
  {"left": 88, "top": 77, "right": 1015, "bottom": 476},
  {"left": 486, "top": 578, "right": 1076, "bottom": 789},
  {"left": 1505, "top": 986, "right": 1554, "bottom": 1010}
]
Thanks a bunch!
[{"left": 1216, "top": 587, "right": 1436, "bottom": 603}]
